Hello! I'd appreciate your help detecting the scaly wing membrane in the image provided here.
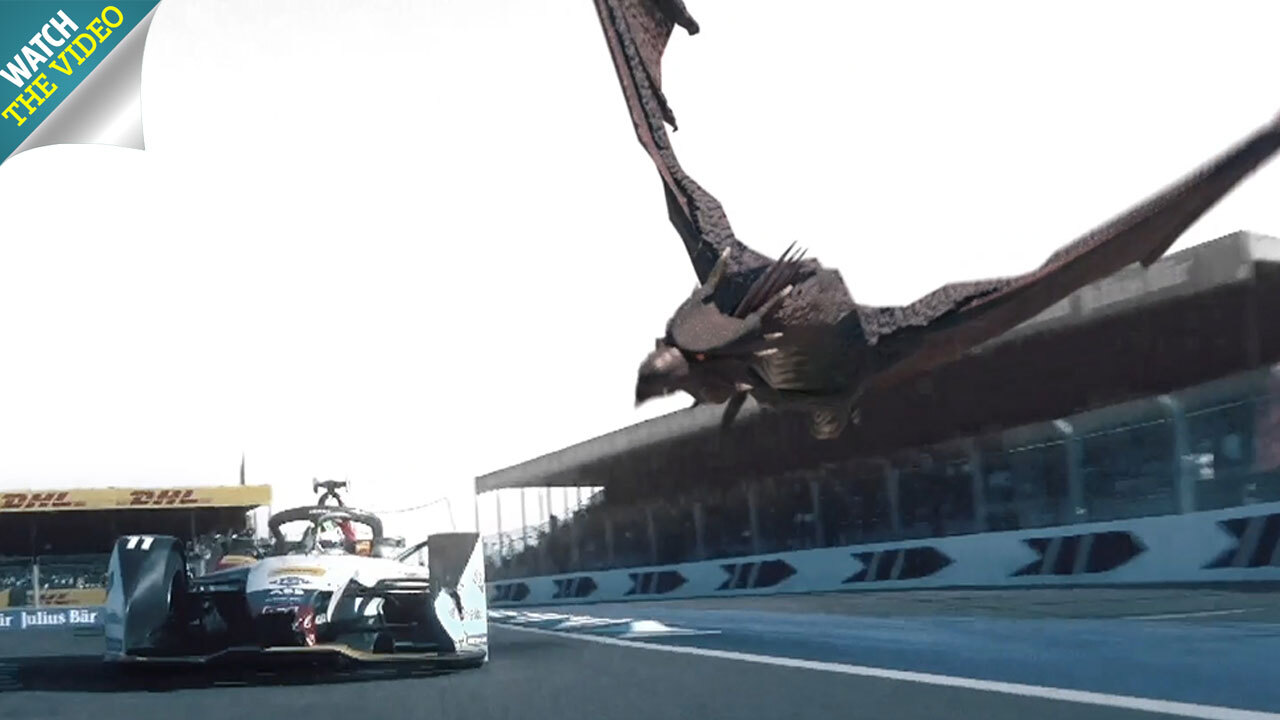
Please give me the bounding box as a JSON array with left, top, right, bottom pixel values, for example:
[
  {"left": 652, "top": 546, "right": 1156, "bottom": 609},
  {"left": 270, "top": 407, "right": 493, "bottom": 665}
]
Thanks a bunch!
[
  {"left": 592, "top": 0, "right": 771, "bottom": 283},
  {"left": 863, "top": 113, "right": 1280, "bottom": 390}
]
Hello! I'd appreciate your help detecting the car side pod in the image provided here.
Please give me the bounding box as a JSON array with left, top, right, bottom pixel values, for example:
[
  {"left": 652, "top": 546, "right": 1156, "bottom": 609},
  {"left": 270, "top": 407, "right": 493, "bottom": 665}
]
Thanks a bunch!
[{"left": 104, "top": 534, "right": 190, "bottom": 660}]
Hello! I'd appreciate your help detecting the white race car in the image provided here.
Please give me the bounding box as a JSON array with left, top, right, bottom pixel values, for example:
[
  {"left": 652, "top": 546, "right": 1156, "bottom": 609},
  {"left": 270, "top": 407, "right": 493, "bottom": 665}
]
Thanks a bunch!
[{"left": 102, "top": 487, "right": 487, "bottom": 668}]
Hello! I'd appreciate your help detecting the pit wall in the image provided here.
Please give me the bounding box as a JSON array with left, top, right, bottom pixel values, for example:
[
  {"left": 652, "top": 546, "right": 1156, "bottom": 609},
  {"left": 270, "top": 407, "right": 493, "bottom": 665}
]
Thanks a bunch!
[{"left": 486, "top": 500, "right": 1280, "bottom": 607}]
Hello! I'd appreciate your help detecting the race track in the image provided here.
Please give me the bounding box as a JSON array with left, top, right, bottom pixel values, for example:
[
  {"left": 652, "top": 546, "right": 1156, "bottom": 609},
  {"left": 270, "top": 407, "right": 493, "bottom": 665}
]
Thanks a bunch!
[{"left": 3, "top": 587, "right": 1280, "bottom": 720}]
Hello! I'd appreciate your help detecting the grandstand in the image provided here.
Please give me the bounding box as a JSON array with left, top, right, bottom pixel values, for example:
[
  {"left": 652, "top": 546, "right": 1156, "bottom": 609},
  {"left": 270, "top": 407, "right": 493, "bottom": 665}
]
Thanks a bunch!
[
  {"left": 0, "top": 484, "right": 270, "bottom": 608},
  {"left": 476, "top": 230, "right": 1280, "bottom": 580}
]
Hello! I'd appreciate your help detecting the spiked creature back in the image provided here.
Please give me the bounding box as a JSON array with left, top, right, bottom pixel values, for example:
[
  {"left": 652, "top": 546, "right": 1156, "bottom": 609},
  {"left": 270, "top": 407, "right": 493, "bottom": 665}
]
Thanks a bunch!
[{"left": 666, "top": 244, "right": 808, "bottom": 355}]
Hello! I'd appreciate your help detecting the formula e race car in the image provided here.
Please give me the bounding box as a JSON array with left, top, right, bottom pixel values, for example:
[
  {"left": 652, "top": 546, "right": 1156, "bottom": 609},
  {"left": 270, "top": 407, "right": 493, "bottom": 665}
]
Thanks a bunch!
[{"left": 102, "top": 485, "right": 487, "bottom": 668}]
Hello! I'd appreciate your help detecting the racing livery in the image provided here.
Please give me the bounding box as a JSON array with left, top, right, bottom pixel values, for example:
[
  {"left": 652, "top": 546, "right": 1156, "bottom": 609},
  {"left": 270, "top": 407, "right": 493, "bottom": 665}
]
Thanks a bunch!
[{"left": 102, "top": 483, "right": 487, "bottom": 667}]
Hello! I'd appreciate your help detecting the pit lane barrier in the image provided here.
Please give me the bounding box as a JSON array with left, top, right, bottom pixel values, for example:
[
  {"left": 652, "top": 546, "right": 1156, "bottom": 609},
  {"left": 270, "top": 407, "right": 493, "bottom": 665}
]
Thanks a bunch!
[{"left": 487, "top": 499, "right": 1280, "bottom": 607}]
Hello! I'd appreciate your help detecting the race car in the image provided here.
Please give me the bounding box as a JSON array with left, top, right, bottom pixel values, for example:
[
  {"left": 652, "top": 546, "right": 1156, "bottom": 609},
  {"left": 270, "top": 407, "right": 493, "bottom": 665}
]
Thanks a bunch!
[{"left": 102, "top": 486, "right": 487, "bottom": 668}]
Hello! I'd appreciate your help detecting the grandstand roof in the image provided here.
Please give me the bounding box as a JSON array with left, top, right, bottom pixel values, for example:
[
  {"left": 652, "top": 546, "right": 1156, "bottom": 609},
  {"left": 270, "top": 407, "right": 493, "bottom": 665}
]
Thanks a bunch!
[
  {"left": 475, "top": 230, "right": 1280, "bottom": 496},
  {"left": 0, "top": 485, "right": 273, "bottom": 556},
  {"left": 0, "top": 484, "right": 272, "bottom": 513}
]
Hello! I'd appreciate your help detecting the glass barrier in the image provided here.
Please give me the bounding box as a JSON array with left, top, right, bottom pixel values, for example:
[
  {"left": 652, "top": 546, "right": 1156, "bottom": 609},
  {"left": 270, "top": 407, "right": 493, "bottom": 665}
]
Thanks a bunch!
[
  {"left": 482, "top": 389, "right": 1280, "bottom": 579},
  {"left": 0, "top": 554, "right": 109, "bottom": 608},
  {"left": 651, "top": 499, "right": 696, "bottom": 566},
  {"left": 756, "top": 476, "right": 819, "bottom": 554},
  {"left": 984, "top": 440, "right": 1072, "bottom": 530},
  {"left": 1081, "top": 420, "right": 1176, "bottom": 522},
  {"left": 0, "top": 557, "right": 34, "bottom": 608},
  {"left": 899, "top": 453, "right": 978, "bottom": 540},
  {"left": 609, "top": 504, "right": 653, "bottom": 570},
  {"left": 1189, "top": 398, "right": 1265, "bottom": 511},
  {"left": 34, "top": 554, "right": 108, "bottom": 589},
  {"left": 817, "top": 467, "right": 893, "bottom": 547},
  {"left": 699, "top": 483, "right": 753, "bottom": 560},
  {"left": 575, "top": 507, "right": 611, "bottom": 572}
]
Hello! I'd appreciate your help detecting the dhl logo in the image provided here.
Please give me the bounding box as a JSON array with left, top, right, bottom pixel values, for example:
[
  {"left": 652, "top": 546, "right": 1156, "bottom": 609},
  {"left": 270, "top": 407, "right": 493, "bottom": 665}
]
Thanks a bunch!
[
  {"left": 128, "top": 489, "right": 202, "bottom": 506},
  {"left": 0, "top": 492, "right": 85, "bottom": 510}
]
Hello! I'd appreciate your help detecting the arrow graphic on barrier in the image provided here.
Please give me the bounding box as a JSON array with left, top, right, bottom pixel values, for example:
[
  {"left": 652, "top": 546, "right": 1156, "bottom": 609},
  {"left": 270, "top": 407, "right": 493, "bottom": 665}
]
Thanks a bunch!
[
  {"left": 626, "top": 570, "right": 687, "bottom": 596},
  {"left": 490, "top": 582, "right": 530, "bottom": 603},
  {"left": 1204, "top": 512, "right": 1280, "bottom": 569},
  {"left": 716, "top": 559, "right": 795, "bottom": 591},
  {"left": 1012, "top": 531, "right": 1145, "bottom": 576},
  {"left": 552, "top": 575, "right": 598, "bottom": 600},
  {"left": 843, "top": 546, "right": 952, "bottom": 584}
]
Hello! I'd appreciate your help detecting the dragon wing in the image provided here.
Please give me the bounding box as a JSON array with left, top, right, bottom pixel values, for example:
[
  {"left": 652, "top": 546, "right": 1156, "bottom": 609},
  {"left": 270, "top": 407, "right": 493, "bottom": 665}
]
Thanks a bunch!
[
  {"left": 592, "top": 0, "right": 772, "bottom": 284},
  {"left": 861, "top": 113, "right": 1280, "bottom": 392}
]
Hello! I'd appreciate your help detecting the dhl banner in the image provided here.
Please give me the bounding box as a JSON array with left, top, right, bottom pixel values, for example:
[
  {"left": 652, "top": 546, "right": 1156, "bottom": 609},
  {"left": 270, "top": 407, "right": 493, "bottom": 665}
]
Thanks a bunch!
[
  {"left": 0, "top": 587, "right": 106, "bottom": 608},
  {"left": 0, "top": 485, "right": 272, "bottom": 512}
]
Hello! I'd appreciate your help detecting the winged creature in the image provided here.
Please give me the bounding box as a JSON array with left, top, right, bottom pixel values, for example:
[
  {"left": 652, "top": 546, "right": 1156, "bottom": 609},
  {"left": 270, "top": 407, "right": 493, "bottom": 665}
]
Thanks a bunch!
[{"left": 593, "top": 0, "right": 1280, "bottom": 440}]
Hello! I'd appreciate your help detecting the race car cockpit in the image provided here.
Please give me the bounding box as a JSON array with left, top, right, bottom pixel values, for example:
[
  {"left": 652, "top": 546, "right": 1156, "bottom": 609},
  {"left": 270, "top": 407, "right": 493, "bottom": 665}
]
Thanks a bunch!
[
  {"left": 268, "top": 506, "right": 384, "bottom": 556},
  {"left": 265, "top": 481, "right": 408, "bottom": 558},
  {"left": 302, "top": 514, "right": 357, "bottom": 555}
]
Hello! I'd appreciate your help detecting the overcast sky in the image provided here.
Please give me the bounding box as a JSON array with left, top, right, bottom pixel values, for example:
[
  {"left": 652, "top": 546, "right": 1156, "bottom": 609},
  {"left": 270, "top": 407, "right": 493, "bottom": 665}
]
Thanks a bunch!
[{"left": 2, "top": 0, "right": 1280, "bottom": 540}]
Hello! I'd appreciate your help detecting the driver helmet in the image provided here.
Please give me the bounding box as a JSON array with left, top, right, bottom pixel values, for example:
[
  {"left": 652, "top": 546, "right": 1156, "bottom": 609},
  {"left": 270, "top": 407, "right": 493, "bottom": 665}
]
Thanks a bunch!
[{"left": 317, "top": 519, "right": 348, "bottom": 552}]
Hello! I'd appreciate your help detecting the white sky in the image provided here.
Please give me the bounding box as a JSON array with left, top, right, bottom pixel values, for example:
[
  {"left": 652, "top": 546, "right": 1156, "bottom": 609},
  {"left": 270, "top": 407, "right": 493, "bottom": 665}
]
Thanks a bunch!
[{"left": 2, "top": 0, "right": 1280, "bottom": 541}]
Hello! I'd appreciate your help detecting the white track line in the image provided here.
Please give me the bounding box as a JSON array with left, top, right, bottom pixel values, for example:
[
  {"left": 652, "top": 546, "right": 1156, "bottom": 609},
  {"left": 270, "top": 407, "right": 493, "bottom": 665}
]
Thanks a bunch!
[
  {"left": 498, "top": 623, "right": 1280, "bottom": 720},
  {"left": 1124, "top": 609, "right": 1258, "bottom": 621}
]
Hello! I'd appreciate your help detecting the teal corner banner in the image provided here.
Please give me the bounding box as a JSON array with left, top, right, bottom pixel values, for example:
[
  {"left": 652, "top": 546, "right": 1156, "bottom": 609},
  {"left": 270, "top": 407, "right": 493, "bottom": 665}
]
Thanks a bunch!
[{"left": 0, "top": 1, "right": 162, "bottom": 165}]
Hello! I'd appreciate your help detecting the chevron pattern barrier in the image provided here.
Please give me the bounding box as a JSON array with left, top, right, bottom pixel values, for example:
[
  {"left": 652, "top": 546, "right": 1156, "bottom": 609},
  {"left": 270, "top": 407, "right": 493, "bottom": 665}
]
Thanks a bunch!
[{"left": 489, "top": 500, "right": 1280, "bottom": 608}]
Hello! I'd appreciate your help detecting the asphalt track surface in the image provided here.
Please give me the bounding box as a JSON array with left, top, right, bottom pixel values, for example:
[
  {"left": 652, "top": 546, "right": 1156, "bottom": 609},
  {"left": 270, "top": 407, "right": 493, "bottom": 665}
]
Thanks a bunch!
[{"left": 3, "top": 587, "right": 1280, "bottom": 720}]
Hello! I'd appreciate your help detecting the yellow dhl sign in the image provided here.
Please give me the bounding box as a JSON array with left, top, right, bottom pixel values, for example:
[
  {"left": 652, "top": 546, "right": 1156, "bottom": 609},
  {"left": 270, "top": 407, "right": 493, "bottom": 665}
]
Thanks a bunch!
[{"left": 0, "top": 485, "right": 272, "bottom": 513}]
